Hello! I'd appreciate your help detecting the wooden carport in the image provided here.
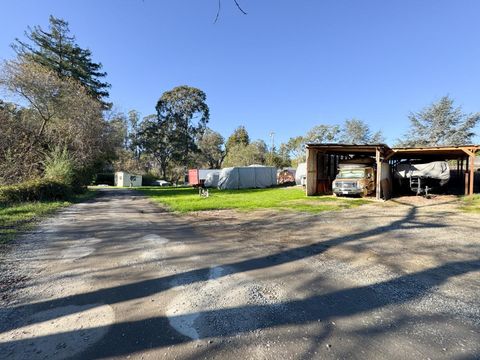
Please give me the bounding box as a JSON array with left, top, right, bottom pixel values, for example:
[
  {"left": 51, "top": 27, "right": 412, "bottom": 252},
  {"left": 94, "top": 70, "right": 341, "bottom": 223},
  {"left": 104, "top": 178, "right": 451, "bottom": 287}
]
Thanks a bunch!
[
  {"left": 388, "top": 145, "right": 480, "bottom": 196},
  {"left": 305, "top": 144, "right": 393, "bottom": 200}
]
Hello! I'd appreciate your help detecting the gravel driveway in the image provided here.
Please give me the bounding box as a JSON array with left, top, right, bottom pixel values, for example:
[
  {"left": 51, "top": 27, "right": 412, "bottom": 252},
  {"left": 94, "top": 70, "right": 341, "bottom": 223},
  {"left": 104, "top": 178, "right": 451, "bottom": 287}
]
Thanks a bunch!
[{"left": 0, "top": 189, "right": 479, "bottom": 359}]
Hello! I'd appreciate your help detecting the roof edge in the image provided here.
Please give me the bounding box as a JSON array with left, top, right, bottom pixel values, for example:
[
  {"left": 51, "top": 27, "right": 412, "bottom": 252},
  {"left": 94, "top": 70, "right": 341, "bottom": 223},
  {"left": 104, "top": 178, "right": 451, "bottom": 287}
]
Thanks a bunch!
[{"left": 306, "top": 143, "right": 390, "bottom": 148}]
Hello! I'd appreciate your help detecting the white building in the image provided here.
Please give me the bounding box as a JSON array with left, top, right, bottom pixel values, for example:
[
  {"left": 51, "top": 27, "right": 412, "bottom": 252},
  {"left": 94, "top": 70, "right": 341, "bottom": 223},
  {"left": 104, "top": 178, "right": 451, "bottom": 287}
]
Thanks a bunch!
[{"left": 114, "top": 172, "right": 142, "bottom": 187}]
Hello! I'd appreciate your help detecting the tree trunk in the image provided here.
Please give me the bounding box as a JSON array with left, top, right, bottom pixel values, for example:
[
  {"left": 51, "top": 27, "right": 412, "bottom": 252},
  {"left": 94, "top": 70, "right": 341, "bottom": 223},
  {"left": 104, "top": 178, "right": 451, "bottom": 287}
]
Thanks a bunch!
[{"left": 161, "top": 163, "right": 167, "bottom": 180}]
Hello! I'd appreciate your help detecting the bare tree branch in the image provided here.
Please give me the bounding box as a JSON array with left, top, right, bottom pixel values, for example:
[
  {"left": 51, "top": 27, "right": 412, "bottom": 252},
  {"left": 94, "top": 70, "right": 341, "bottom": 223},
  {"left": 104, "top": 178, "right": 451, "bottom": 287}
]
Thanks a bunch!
[
  {"left": 214, "top": 0, "right": 247, "bottom": 23},
  {"left": 214, "top": 0, "right": 221, "bottom": 23},
  {"left": 233, "top": 0, "right": 247, "bottom": 15}
]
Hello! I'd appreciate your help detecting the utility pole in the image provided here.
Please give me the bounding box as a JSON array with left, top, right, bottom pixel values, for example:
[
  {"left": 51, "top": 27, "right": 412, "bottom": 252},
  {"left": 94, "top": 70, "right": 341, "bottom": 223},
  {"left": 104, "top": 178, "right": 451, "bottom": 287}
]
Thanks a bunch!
[{"left": 269, "top": 131, "right": 275, "bottom": 154}]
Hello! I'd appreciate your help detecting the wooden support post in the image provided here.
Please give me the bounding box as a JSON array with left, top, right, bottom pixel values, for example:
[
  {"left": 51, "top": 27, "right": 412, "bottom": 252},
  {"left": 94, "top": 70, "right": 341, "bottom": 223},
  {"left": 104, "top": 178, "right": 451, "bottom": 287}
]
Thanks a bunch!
[
  {"left": 465, "top": 173, "right": 469, "bottom": 195},
  {"left": 376, "top": 148, "right": 382, "bottom": 200},
  {"left": 469, "top": 155, "right": 475, "bottom": 196},
  {"left": 464, "top": 157, "right": 469, "bottom": 195},
  {"left": 460, "top": 148, "right": 477, "bottom": 197},
  {"left": 306, "top": 148, "right": 317, "bottom": 196}
]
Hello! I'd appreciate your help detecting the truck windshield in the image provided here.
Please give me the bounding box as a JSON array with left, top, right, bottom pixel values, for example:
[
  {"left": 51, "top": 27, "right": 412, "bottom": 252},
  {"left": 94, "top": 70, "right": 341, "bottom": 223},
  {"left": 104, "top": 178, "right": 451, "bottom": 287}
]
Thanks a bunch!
[{"left": 337, "top": 169, "right": 365, "bottom": 179}]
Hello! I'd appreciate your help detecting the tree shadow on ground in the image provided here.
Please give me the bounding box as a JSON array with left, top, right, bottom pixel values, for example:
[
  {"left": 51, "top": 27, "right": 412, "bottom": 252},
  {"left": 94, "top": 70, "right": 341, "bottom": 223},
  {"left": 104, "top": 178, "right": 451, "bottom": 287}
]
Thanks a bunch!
[
  {"left": 1, "top": 203, "right": 448, "bottom": 333},
  {"left": 1, "top": 258, "right": 478, "bottom": 359},
  {"left": 1, "top": 191, "right": 478, "bottom": 358}
]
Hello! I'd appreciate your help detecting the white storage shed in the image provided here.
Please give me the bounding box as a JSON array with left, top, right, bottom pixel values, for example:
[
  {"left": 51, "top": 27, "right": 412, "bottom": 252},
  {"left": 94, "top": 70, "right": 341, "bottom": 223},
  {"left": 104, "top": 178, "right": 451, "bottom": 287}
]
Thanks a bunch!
[{"left": 115, "top": 171, "right": 142, "bottom": 187}]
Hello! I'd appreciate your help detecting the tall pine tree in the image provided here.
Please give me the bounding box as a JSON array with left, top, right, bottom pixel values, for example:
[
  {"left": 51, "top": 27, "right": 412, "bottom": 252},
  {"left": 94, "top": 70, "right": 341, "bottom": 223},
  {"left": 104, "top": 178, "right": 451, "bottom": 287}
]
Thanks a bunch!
[{"left": 13, "top": 16, "right": 111, "bottom": 109}]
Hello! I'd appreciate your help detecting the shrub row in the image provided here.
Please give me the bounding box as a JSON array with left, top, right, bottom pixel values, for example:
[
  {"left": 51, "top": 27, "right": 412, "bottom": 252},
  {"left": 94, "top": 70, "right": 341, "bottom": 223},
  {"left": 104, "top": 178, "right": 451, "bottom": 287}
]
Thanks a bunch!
[{"left": 0, "top": 179, "right": 72, "bottom": 204}]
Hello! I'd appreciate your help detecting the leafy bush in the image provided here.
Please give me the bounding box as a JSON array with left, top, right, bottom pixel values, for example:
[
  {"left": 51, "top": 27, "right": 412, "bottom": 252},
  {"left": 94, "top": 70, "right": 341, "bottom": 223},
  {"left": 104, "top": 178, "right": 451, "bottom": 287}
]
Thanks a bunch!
[
  {"left": 43, "top": 147, "right": 74, "bottom": 185},
  {"left": 0, "top": 179, "right": 72, "bottom": 204},
  {"left": 72, "top": 166, "right": 100, "bottom": 191}
]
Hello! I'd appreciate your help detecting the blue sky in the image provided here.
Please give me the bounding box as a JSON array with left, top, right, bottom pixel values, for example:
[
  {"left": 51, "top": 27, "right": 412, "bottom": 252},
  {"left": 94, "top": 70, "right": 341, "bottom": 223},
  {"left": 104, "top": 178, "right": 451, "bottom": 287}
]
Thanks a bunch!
[{"left": 1, "top": 0, "right": 480, "bottom": 145}]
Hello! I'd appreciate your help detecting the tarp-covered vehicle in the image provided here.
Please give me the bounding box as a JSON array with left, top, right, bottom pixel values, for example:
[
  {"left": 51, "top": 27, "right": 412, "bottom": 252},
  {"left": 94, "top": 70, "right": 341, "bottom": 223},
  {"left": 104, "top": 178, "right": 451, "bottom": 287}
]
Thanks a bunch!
[
  {"left": 204, "top": 172, "right": 220, "bottom": 188},
  {"left": 394, "top": 161, "right": 450, "bottom": 195},
  {"left": 277, "top": 168, "right": 296, "bottom": 185},
  {"left": 217, "top": 166, "right": 277, "bottom": 190},
  {"left": 295, "top": 163, "right": 307, "bottom": 186}
]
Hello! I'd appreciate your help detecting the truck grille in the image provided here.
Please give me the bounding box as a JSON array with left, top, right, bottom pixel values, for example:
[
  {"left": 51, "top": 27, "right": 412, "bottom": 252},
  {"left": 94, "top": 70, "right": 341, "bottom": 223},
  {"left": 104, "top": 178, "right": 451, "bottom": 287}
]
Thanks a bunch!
[{"left": 336, "top": 181, "right": 356, "bottom": 188}]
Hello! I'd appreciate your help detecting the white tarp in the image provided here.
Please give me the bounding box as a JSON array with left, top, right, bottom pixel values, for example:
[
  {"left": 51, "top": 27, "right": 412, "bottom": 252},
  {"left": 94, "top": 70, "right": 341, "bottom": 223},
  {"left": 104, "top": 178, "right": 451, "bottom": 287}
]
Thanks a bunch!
[
  {"left": 295, "top": 163, "right": 307, "bottom": 185},
  {"left": 394, "top": 161, "right": 450, "bottom": 185},
  {"left": 204, "top": 172, "right": 220, "bottom": 188},
  {"left": 198, "top": 169, "right": 221, "bottom": 180},
  {"left": 217, "top": 166, "right": 277, "bottom": 189}
]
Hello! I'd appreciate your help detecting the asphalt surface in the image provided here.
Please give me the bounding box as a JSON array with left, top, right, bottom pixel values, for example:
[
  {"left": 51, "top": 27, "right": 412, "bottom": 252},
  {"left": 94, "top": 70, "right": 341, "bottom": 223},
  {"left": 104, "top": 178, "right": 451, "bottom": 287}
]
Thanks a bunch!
[{"left": 0, "top": 189, "right": 479, "bottom": 359}]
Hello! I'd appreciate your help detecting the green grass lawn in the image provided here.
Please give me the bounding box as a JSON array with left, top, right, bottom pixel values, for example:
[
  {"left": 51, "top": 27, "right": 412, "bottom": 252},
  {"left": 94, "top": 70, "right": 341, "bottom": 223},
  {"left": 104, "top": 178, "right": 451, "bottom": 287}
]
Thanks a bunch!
[
  {"left": 0, "top": 190, "right": 97, "bottom": 244},
  {"left": 461, "top": 194, "right": 480, "bottom": 213},
  {"left": 139, "top": 186, "right": 371, "bottom": 213}
]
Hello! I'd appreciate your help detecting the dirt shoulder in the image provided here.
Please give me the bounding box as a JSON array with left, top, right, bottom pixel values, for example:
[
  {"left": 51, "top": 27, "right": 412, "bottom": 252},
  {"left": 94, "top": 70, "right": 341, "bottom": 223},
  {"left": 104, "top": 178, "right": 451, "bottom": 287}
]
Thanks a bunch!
[{"left": 183, "top": 195, "right": 477, "bottom": 273}]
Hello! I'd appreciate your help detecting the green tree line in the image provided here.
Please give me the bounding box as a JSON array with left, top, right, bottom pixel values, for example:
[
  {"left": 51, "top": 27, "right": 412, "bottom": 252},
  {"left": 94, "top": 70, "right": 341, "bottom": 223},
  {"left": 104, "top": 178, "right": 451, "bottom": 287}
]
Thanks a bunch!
[{"left": 2, "top": 16, "right": 478, "bottom": 187}]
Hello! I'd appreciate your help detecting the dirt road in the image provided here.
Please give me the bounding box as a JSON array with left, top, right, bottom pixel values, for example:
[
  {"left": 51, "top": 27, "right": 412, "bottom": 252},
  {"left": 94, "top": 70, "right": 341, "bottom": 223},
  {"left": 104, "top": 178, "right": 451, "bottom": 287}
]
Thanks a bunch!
[{"left": 0, "top": 189, "right": 479, "bottom": 359}]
